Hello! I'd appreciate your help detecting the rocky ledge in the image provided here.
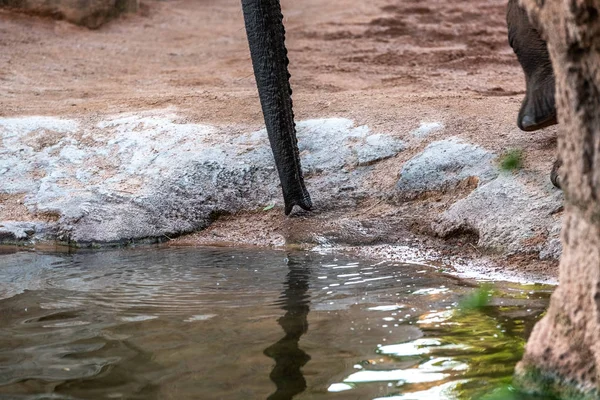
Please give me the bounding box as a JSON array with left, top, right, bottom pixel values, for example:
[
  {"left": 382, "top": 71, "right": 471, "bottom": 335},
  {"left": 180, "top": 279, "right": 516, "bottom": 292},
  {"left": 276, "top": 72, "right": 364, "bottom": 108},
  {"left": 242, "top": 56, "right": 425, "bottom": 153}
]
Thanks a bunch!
[
  {"left": 0, "top": 0, "right": 138, "bottom": 29},
  {"left": 0, "top": 111, "right": 563, "bottom": 260}
]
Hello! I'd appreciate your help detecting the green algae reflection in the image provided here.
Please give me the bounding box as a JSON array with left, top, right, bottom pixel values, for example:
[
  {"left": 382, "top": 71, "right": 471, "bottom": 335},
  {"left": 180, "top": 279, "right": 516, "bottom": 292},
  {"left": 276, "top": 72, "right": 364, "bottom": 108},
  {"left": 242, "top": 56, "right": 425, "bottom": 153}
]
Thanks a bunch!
[{"left": 332, "top": 282, "right": 553, "bottom": 399}]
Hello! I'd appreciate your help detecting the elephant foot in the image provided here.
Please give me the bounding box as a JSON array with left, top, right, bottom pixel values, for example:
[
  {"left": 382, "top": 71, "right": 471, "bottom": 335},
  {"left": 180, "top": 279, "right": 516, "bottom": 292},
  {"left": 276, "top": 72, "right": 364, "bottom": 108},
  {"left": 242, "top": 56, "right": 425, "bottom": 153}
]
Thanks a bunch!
[
  {"left": 518, "top": 76, "right": 558, "bottom": 131},
  {"left": 550, "top": 158, "right": 562, "bottom": 189},
  {"left": 507, "top": 0, "right": 557, "bottom": 132}
]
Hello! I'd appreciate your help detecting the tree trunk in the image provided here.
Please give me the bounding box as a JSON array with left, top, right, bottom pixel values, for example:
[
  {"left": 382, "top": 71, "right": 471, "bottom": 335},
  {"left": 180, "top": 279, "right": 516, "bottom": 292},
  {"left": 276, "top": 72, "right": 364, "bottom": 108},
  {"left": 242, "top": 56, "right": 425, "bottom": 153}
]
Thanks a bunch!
[{"left": 514, "top": 0, "right": 600, "bottom": 397}]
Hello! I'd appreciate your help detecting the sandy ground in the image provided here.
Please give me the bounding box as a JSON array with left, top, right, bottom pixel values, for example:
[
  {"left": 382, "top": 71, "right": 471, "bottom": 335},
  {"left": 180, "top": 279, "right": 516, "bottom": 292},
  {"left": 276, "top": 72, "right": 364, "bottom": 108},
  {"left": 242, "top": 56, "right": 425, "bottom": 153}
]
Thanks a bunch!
[{"left": 0, "top": 0, "right": 560, "bottom": 281}]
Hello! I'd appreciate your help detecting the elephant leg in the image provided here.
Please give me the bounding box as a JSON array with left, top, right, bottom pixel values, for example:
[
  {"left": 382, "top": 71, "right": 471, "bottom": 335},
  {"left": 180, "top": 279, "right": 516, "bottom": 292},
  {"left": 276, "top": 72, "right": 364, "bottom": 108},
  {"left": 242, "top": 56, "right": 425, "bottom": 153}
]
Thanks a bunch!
[
  {"left": 550, "top": 158, "right": 562, "bottom": 189},
  {"left": 507, "top": 0, "right": 557, "bottom": 131},
  {"left": 241, "top": 0, "right": 312, "bottom": 215}
]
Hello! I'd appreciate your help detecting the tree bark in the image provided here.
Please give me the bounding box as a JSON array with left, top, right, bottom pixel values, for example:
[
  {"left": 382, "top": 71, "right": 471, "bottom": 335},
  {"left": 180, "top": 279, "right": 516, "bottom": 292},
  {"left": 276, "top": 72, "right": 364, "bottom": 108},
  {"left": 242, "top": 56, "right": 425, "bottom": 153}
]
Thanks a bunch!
[{"left": 515, "top": 0, "right": 600, "bottom": 397}]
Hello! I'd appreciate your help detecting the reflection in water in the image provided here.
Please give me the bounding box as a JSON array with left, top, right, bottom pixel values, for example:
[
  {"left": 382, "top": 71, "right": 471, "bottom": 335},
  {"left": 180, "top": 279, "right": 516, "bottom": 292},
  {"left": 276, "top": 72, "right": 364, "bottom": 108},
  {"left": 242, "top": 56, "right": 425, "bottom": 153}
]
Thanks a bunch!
[
  {"left": 263, "top": 258, "right": 311, "bottom": 400},
  {"left": 0, "top": 248, "right": 553, "bottom": 400}
]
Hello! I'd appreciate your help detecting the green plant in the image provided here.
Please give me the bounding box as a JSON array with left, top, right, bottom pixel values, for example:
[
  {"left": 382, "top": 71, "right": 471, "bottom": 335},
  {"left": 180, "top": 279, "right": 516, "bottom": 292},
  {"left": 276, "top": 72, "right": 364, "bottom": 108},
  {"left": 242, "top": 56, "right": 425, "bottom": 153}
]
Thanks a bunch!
[
  {"left": 459, "top": 283, "right": 494, "bottom": 311},
  {"left": 500, "top": 149, "right": 524, "bottom": 171}
]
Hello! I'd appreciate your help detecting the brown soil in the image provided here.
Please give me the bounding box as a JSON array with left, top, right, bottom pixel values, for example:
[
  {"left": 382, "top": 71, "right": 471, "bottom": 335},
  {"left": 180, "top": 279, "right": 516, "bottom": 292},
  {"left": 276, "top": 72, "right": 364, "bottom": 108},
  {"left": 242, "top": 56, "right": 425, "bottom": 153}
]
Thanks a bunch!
[
  {"left": 0, "top": 194, "right": 32, "bottom": 222},
  {"left": 0, "top": 0, "right": 559, "bottom": 281},
  {"left": 0, "top": 194, "right": 60, "bottom": 223}
]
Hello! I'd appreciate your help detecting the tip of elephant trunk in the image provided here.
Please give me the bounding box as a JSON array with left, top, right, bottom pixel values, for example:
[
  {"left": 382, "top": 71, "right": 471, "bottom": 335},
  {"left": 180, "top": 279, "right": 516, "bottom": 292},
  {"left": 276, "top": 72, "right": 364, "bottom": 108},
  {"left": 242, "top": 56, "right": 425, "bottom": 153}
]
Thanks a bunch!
[{"left": 284, "top": 194, "right": 313, "bottom": 216}]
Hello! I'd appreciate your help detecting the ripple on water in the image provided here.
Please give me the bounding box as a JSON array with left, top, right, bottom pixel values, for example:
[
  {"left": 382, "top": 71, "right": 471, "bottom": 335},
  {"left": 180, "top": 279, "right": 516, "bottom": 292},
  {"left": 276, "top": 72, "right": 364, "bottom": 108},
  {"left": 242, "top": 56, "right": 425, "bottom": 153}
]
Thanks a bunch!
[{"left": 0, "top": 247, "right": 553, "bottom": 399}]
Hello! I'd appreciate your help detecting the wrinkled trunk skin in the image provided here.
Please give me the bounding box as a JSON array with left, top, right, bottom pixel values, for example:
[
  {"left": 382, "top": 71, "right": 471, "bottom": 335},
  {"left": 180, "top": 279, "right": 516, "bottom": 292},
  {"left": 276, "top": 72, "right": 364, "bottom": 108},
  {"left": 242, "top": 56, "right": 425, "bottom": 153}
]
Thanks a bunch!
[
  {"left": 514, "top": 0, "right": 600, "bottom": 397},
  {"left": 241, "top": 0, "right": 312, "bottom": 215}
]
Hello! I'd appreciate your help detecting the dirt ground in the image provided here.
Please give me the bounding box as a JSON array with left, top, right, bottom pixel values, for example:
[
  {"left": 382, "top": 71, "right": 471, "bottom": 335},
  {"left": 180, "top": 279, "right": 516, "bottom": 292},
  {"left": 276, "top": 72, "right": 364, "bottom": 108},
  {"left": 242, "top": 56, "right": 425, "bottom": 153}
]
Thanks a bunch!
[{"left": 0, "top": 0, "right": 560, "bottom": 281}]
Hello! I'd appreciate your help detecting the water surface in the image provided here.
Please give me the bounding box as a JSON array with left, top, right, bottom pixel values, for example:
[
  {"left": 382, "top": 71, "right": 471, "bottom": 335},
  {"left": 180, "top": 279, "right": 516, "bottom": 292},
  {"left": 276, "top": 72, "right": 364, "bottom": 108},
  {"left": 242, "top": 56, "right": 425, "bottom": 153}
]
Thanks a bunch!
[{"left": 0, "top": 247, "right": 552, "bottom": 399}]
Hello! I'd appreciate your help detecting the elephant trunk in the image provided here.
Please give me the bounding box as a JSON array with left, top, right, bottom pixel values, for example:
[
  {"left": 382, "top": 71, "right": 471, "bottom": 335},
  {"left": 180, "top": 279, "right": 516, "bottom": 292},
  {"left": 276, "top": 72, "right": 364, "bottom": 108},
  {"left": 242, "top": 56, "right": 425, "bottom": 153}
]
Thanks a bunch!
[{"left": 241, "top": 0, "right": 312, "bottom": 215}]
